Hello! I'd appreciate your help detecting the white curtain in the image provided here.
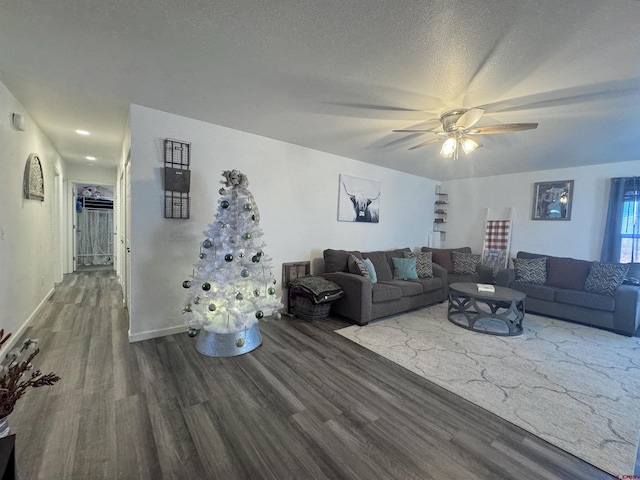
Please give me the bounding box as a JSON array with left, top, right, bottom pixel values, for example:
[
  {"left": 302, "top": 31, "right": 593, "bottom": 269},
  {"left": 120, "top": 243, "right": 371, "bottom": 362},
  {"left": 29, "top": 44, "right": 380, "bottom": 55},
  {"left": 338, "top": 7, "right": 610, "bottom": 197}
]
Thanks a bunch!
[{"left": 77, "top": 209, "right": 113, "bottom": 265}]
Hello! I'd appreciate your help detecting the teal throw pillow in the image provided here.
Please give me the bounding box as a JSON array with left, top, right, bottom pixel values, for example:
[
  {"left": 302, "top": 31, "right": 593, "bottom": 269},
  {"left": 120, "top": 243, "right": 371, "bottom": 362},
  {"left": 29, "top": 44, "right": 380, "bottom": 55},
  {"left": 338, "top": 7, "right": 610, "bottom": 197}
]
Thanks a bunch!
[
  {"left": 362, "top": 258, "right": 377, "bottom": 284},
  {"left": 392, "top": 257, "right": 418, "bottom": 280}
]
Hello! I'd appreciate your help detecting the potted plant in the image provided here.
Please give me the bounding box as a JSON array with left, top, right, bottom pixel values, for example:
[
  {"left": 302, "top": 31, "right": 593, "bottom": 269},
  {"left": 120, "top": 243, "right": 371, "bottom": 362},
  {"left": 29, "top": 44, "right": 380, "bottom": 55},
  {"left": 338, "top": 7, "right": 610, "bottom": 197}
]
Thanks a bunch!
[{"left": 0, "top": 329, "right": 60, "bottom": 437}]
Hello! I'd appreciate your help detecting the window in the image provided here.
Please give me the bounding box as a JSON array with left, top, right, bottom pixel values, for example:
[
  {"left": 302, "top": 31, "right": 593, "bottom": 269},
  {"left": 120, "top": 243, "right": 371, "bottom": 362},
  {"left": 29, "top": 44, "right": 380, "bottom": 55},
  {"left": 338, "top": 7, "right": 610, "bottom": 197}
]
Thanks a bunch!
[
  {"left": 620, "top": 190, "right": 640, "bottom": 263},
  {"left": 601, "top": 177, "right": 640, "bottom": 264}
]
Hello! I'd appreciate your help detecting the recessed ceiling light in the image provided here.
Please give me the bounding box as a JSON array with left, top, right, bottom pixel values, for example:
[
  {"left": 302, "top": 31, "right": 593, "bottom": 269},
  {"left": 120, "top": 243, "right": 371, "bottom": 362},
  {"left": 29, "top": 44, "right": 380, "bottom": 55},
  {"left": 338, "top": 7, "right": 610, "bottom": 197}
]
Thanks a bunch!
[
  {"left": 86, "top": 156, "right": 96, "bottom": 161},
  {"left": 75, "top": 129, "right": 90, "bottom": 135}
]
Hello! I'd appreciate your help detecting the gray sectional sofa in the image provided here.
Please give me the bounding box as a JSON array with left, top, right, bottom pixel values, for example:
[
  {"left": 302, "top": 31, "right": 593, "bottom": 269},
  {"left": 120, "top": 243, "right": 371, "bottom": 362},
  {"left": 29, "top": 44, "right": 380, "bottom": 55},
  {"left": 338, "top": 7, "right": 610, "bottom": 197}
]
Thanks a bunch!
[
  {"left": 321, "top": 248, "right": 447, "bottom": 325},
  {"left": 496, "top": 251, "right": 640, "bottom": 336}
]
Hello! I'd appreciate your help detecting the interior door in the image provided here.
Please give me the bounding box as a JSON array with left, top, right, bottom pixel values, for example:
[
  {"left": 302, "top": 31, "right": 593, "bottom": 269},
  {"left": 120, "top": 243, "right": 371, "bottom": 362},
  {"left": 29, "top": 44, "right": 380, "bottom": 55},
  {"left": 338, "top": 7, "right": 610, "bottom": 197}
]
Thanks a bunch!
[{"left": 125, "top": 159, "right": 132, "bottom": 310}]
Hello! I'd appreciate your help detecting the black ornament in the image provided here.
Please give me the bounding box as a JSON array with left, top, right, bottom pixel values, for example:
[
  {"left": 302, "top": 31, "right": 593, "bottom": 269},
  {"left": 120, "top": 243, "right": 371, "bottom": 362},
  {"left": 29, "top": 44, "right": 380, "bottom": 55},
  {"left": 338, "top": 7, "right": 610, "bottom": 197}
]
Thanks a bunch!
[
  {"left": 187, "top": 328, "right": 199, "bottom": 337},
  {"left": 268, "top": 287, "right": 276, "bottom": 295},
  {"left": 244, "top": 203, "right": 252, "bottom": 211},
  {"left": 225, "top": 254, "right": 233, "bottom": 262},
  {"left": 257, "top": 251, "right": 264, "bottom": 257},
  {"left": 202, "top": 282, "right": 211, "bottom": 291},
  {"left": 255, "top": 311, "right": 264, "bottom": 319},
  {"left": 182, "top": 280, "right": 191, "bottom": 288},
  {"left": 242, "top": 233, "right": 251, "bottom": 240},
  {"left": 208, "top": 303, "right": 216, "bottom": 311},
  {"left": 236, "top": 292, "right": 244, "bottom": 301},
  {"left": 252, "top": 255, "right": 260, "bottom": 263},
  {"left": 218, "top": 188, "right": 226, "bottom": 195},
  {"left": 221, "top": 200, "right": 230, "bottom": 209},
  {"left": 199, "top": 253, "right": 207, "bottom": 259}
]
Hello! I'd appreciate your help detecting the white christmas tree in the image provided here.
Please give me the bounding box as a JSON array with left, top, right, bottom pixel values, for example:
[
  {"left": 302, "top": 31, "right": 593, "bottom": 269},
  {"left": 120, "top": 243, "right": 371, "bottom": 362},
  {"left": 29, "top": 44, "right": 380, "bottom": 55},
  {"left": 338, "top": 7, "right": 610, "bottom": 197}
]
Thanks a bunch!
[{"left": 181, "top": 170, "right": 282, "bottom": 355}]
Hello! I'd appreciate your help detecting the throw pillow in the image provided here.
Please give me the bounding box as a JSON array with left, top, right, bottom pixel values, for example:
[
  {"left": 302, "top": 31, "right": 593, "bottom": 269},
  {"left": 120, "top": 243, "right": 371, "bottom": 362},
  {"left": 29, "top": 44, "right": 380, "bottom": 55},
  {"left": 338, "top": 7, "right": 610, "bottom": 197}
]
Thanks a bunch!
[
  {"left": 404, "top": 251, "right": 433, "bottom": 278},
  {"left": 431, "top": 250, "right": 453, "bottom": 273},
  {"left": 513, "top": 257, "right": 547, "bottom": 284},
  {"left": 362, "top": 258, "right": 377, "bottom": 284},
  {"left": 348, "top": 254, "right": 370, "bottom": 278},
  {"left": 452, "top": 252, "right": 481, "bottom": 275},
  {"left": 584, "top": 262, "right": 629, "bottom": 296},
  {"left": 392, "top": 257, "right": 418, "bottom": 280},
  {"left": 546, "top": 257, "right": 592, "bottom": 290}
]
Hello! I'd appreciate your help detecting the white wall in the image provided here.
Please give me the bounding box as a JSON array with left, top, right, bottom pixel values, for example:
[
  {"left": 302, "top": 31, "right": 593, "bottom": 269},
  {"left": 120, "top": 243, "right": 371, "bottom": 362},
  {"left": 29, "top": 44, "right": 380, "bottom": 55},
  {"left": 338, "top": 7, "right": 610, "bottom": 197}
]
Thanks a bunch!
[
  {"left": 129, "top": 104, "right": 437, "bottom": 340},
  {"left": 0, "top": 80, "right": 66, "bottom": 348},
  {"left": 442, "top": 160, "right": 640, "bottom": 261}
]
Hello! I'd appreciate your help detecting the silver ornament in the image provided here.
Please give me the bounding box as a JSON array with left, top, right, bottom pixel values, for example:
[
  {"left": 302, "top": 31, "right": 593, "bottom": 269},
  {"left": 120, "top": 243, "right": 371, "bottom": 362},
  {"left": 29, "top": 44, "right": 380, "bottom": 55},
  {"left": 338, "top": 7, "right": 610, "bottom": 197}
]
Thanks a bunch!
[
  {"left": 219, "top": 188, "right": 226, "bottom": 195},
  {"left": 273, "top": 312, "right": 282, "bottom": 320},
  {"left": 208, "top": 303, "right": 216, "bottom": 311},
  {"left": 193, "top": 296, "right": 201, "bottom": 304},
  {"left": 236, "top": 337, "right": 245, "bottom": 347},
  {"left": 236, "top": 292, "right": 244, "bottom": 301},
  {"left": 241, "top": 269, "right": 250, "bottom": 278},
  {"left": 254, "top": 289, "right": 261, "bottom": 297},
  {"left": 199, "top": 253, "right": 207, "bottom": 259}
]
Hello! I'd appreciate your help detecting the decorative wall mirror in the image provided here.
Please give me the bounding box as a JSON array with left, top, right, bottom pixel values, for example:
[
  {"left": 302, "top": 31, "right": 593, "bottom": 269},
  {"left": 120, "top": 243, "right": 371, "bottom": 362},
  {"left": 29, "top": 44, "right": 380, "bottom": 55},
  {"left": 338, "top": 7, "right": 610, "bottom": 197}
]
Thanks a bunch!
[{"left": 24, "top": 153, "right": 44, "bottom": 201}]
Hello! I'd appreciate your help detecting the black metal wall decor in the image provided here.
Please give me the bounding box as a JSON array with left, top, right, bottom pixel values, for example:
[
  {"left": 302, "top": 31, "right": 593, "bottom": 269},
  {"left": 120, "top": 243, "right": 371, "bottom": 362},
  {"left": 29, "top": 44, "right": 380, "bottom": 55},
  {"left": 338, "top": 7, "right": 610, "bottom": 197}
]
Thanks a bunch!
[{"left": 164, "top": 138, "right": 191, "bottom": 219}]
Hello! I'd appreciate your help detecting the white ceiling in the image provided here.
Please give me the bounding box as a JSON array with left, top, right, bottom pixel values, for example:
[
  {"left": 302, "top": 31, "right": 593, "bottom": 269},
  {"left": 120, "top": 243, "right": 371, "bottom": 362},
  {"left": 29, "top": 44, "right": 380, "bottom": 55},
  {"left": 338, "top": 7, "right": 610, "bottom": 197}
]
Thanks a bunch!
[{"left": 1, "top": 0, "right": 639, "bottom": 181}]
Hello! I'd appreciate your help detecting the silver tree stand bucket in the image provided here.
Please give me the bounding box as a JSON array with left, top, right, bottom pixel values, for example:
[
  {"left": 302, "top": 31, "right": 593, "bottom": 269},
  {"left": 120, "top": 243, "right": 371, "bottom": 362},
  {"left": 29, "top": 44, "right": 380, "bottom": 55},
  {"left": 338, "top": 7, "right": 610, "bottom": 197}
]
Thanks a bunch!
[{"left": 195, "top": 323, "right": 262, "bottom": 357}]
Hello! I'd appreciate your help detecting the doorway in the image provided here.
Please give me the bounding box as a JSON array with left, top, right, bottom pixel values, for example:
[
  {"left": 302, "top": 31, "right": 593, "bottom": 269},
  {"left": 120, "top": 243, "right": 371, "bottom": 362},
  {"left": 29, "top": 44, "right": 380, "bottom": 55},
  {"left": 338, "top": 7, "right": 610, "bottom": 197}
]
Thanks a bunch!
[{"left": 74, "top": 183, "right": 115, "bottom": 271}]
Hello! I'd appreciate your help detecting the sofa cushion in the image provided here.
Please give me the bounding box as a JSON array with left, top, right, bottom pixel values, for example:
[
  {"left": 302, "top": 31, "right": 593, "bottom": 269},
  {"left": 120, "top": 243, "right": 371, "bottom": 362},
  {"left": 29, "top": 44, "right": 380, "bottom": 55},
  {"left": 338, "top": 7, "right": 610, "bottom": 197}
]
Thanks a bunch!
[
  {"left": 546, "top": 257, "right": 592, "bottom": 291},
  {"left": 324, "top": 249, "right": 362, "bottom": 273},
  {"left": 380, "top": 280, "right": 423, "bottom": 297},
  {"left": 423, "top": 247, "right": 471, "bottom": 274},
  {"left": 392, "top": 257, "right": 418, "bottom": 280},
  {"left": 555, "top": 289, "right": 616, "bottom": 312},
  {"left": 413, "top": 277, "right": 443, "bottom": 293},
  {"left": 510, "top": 283, "right": 557, "bottom": 302},
  {"left": 432, "top": 251, "right": 453, "bottom": 273},
  {"left": 363, "top": 251, "right": 393, "bottom": 281},
  {"left": 371, "top": 282, "right": 403, "bottom": 303},
  {"left": 513, "top": 257, "right": 547, "bottom": 284},
  {"left": 362, "top": 258, "right": 377, "bottom": 284},
  {"left": 348, "top": 254, "right": 370, "bottom": 277},
  {"left": 584, "top": 262, "right": 629, "bottom": 296},
  {"left": 404, "top": 251, "right": 433, "bottom": 278},
  {"left": 452, "top": 252, "right": 481, "bottom": 275}
]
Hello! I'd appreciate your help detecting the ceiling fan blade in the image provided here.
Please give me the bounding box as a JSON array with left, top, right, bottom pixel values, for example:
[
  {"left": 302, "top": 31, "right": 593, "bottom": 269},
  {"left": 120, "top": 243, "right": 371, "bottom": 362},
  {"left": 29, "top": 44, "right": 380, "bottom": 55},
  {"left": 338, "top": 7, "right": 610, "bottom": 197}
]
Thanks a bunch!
[
  {"left": 392, "top": 129, "right": 436, "bottom": 133},
  {"left": 468, "top": 123, "right": 538, "bottom": 135},
  {"left": 456, "top": 108, "right": 484, "bottom": 130},
  {"left": 408, "top": 137, "right": 444, "bottom": 150}
]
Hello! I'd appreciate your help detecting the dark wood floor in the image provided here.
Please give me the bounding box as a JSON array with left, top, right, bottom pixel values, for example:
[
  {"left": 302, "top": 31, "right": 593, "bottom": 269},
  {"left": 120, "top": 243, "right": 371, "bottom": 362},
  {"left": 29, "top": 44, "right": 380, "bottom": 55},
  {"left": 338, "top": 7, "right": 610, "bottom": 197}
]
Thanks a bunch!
[{"left": 8, "top": 270, "right": 615, "bottom": 479}]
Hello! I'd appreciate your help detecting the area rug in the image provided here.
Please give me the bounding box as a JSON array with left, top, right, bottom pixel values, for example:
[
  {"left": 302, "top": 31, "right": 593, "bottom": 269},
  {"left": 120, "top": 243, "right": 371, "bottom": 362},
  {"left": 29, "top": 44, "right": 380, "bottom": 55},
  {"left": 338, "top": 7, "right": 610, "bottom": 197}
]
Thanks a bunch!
[{"left": 336, "top": 303, "right": 640, "bottom": 476}]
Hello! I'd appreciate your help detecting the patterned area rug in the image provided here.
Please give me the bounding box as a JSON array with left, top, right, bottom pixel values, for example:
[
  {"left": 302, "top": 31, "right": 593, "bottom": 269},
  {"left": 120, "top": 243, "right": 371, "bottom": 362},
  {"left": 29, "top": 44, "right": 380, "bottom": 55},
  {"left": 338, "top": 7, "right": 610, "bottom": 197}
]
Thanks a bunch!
[{"left": 335, "top": 303, "right": 640, "bottom": 476}]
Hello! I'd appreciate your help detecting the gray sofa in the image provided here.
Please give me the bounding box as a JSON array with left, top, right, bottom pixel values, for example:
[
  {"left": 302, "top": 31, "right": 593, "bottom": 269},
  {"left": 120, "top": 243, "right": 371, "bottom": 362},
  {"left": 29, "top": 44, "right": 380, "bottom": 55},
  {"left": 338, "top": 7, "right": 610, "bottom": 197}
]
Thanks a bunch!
[
  {"left": 321, "top": 248, "right": 447, "bottom": 325},
  {"left": 496, "top": 251, "right": 640, "bottom": 336}
]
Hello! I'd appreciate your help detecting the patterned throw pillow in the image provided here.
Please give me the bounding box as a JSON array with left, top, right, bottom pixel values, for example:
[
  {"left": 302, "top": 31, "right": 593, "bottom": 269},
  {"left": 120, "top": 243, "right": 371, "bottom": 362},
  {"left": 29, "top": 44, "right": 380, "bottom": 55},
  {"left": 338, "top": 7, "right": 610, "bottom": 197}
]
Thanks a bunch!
[
  {"left": 584, "top": 262, "right": 629, "bottom": 296},
  {"left": 348, "top": 254, "right": 370, "bottom": 278},
  {"left": 404, "top": 251, "right": 433, "bottom": 278},
  {"left": 513, "top": 257, "right": 547, "bottom": 284},
  {"left": 452, "top": 252, "right": 481, "bottom": 275}
]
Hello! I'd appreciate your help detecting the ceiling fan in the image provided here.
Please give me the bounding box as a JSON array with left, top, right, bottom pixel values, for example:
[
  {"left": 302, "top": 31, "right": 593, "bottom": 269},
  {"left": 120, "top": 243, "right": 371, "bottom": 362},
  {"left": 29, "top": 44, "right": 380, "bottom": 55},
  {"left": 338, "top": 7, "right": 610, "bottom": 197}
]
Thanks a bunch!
[{"left": 393, "top": 108, "right": 538, "bottom": 159}]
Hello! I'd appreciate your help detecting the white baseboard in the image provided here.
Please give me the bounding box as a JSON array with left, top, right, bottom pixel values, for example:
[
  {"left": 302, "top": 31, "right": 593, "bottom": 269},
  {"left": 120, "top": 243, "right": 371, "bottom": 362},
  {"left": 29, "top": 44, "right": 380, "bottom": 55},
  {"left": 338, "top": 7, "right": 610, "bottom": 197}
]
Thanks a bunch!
[
  {"left": 0, "top": 287, "right": 55, "bottom": 359},
  {"left": 128, "top": 324, "right": 188, "bottom": 343}
]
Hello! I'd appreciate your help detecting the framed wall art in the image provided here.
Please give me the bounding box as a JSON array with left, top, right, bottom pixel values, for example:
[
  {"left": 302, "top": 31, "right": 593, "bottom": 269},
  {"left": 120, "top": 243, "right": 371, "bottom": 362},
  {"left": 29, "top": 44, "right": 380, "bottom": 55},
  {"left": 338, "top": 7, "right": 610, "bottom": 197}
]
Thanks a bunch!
[
  {"left": 532, "top": 180, "right": 573, "bottom": 220},
  {"left": 24, "top": 153, "right": 44, "bottom": 201},
  {"left": 337, "top": 174, "right": 381, "bottom": 223}
]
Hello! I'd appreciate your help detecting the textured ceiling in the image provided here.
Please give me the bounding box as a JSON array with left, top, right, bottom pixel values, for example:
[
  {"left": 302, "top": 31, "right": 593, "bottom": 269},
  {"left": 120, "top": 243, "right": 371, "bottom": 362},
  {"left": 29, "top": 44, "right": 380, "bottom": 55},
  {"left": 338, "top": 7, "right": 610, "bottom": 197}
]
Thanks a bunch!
[{"left": 1, "top": 0, "right": 639, "bottom": 180}]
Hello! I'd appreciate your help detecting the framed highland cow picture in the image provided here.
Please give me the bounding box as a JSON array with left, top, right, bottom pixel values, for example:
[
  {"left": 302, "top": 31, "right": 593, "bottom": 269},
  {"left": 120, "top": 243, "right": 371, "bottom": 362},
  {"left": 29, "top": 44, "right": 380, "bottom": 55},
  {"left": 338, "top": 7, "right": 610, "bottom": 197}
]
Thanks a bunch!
[
  {"left": 532, "top": 180, "right": 573, "bottom": 220},
  {"left": 338, "top": 174, "right": 381, "bottom": 223}
]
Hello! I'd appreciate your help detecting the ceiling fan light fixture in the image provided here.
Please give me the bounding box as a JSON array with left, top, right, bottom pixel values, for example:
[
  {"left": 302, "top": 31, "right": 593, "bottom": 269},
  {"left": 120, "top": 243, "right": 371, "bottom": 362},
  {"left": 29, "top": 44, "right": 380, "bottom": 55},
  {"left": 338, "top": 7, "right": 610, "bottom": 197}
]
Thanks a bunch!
[
  {"left": 461, "top": 137, "right": 479, "bottom": 154},
  {"left": 440, "top": 137, "right": 457, "bottom": 157}
]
